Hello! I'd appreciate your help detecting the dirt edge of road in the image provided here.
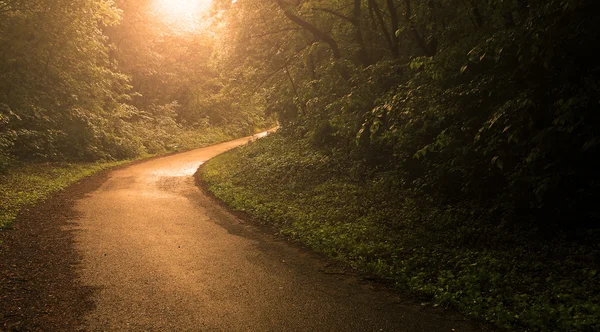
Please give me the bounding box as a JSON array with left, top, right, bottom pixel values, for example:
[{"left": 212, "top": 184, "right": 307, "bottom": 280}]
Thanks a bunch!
[
  {"left": 0, "top": 170, "right": 113, "bottom": 331},
  {"left": 0, "top": 151, "right": 225, "bottom": 331}
]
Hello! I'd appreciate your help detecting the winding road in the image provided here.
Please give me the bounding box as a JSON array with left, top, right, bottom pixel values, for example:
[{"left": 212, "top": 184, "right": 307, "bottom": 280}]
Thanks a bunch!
[{"left": 1, "top": 133, "right": 488, "bottom": 331}]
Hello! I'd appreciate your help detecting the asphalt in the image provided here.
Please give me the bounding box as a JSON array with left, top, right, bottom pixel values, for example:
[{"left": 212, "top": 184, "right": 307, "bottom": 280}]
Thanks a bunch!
[{"left": 1, "top": 133, "right": 490, "bottom": 331}]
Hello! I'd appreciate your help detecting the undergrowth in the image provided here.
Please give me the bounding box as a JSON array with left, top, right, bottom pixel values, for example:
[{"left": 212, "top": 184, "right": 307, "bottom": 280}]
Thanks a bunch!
[
  {"left": 200, "top": 133, "right": 600, "bottom": 332},
  {"left": 0, "top": 125, "right": 257, "bottom": 230}
]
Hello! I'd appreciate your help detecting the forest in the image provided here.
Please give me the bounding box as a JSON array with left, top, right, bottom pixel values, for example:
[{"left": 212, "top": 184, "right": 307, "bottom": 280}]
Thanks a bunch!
[
  {"left": 208, "top": 0, "right": 599, "bottom": 233},
  {"left": 2, "top": 0, "right": 599, "bottom": 331},
  {"left": 200, "top": 0, "right": 599, "bottom": 330},
  {"left": 0, "top": 0, "right": 269, "bottom": 172}
]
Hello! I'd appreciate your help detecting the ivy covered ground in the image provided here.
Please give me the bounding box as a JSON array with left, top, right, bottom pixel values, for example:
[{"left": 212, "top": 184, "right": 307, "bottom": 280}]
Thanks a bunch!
[{"left": 200, "top": 133, "right": 600, "bottom": 332}]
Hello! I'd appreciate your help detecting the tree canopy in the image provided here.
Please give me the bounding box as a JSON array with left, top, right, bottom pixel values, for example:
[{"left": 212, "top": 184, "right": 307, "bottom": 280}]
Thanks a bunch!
[
  {"left": 1, "top": 0, "right": 597, "bottom": 241},
  {"left": 0, "top": 0, "right": 270, "bottom": 170},
  {"left": 203, "top": 1, "right": 600, "bottom": 329},
  {"left": 212, "top": 0, "right": 599, "bottom": 229},
  {"left": 1, "top": 0, "right": 599, "bottom": 330}
]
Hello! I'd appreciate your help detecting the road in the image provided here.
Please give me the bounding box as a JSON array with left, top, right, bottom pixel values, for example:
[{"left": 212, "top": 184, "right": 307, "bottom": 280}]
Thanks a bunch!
[{"left": 1, "top": 133, "right": 488, "bottom": 331}]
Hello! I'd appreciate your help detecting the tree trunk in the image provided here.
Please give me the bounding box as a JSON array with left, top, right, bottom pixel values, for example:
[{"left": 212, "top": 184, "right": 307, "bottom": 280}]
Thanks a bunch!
[
  {"left": 404, "top": 0, "right": 432, "bottom": 56},
  {"left": 353, "top": 0, "right": 370, "bottom": 65},
  {"left": 470, "top": 0, "right": 484, "bottom": 28},
  {"left": 385, "top": 0, "right": 400, "bottom": 57},
  {"left": 368, "top": 0, "right": 397, "bottom": 58}
]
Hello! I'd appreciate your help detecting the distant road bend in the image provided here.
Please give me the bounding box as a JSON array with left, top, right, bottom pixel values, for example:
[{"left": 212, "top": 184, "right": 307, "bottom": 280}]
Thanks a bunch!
[{"left": 0, "top": 132, "right": 488, "bottom": 331}]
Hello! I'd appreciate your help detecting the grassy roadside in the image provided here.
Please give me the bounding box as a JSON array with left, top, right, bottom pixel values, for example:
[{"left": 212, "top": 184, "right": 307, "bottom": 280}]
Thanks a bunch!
[
  {"left": 0, "top": 125, "right": 268, "bottom": 231},
  {"left": 199, "top": 133, "right": 600, "bottom": 332},
  {"left": 0, "top": 160, "right": 134, "bottom": 229}
]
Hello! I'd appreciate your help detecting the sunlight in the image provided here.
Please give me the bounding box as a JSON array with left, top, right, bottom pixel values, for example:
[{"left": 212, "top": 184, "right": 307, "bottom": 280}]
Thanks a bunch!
[{"left": 152, "top": 0, "right": 212, "bottom": 31}]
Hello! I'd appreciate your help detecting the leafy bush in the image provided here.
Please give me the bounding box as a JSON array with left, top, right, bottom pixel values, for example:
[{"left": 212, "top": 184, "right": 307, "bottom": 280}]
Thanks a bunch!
[
  {"left": 359, "top": 1, "right": 600, "bottom": 230},
  {"left": 0, "top": 1, "right": 270, "bottom": 167},
  {"left": 0, "top": 107, "right": 17, "bottom": 173}
]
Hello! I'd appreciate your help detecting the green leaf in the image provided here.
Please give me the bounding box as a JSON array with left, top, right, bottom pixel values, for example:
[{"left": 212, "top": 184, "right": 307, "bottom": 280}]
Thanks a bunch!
[{"left": 395, "top": 26, "right": 406, "bottom": 37}]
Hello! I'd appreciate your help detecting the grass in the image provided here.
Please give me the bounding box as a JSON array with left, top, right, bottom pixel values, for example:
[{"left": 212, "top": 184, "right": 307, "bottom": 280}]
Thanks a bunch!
[
  {"left": 199, "top": 133, "right": 600, "bottom": 332},
  {"left": 0, "top": 159, "right": 138, "bottom": 229},
  {"left": 0, "top": 124, "right": 271, "bottom": 230}
]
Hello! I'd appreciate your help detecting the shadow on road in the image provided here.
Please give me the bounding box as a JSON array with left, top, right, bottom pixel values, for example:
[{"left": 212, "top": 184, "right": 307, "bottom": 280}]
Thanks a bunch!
[{"left": 0, "top": 173, "right": 109, "bottom": 331}]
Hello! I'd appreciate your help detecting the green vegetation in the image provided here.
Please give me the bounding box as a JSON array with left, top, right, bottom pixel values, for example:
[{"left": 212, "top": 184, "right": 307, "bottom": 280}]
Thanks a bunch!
[
  {"left": 0, "top": 123, "right": 245, "bottom": 230},
  {"left": 0, "top": 160, "right": 129, "bottom": 229},
  {"left": 200, "top": 1, "right": 600, "bottom": 330},
  {"left": 210, "top": 0, "right": 599, "bottom": 233},
  {"left": 202, "top": 134, "right": 600, "bottom": 331},
  {"left": 2, "top": 0, "right": 598, "bottom": 330},
  {"left": 1, "top": 0, "right": 272, "bottom": 174},
  {"left": 1, "top": 1, "right": 272, "bottom": 228}
]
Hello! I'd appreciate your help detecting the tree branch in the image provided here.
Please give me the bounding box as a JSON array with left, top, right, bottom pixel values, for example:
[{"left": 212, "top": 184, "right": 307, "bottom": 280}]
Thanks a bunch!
[
  {"left": 284, "top": 63, "right": 305, "bottom": 115},
  {"left": 274, "top": 0, "right": 341, "bottom": 59},
  {"left": 248, "top": 48, "right": 305, "bottom": 95},
  {"left": 311, "top": 7, "right": 356, "bottom": 25},
  {"left": 249, "top": 27, "right": 302, "bottom": 40}
]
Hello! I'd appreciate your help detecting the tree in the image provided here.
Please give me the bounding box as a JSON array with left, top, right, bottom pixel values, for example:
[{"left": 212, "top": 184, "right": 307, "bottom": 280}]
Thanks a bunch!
[
  {"left": 0, "top": 0, "right": 130, "bottom": 160},
  {"left": 213, "top": 0, "right": 600, "bottom": 229}
]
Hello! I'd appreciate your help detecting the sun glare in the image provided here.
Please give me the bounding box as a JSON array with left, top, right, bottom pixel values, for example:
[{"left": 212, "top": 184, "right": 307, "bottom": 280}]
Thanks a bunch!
[{"left": 153, "top": 0, "right": 212, "bottom": 31}]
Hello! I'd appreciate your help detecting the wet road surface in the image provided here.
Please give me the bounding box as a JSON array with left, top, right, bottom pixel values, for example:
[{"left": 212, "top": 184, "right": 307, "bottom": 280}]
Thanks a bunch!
[{"left": 1, "top": 133, "right": 489, "bottom": 331}]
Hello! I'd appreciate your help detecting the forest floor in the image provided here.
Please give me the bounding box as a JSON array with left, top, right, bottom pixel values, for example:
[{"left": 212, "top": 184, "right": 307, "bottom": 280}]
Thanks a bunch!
[
  {"left": 199, "top": 133, "right": 600, "bottom": 332},
  {"left": 0, "top": 134, "right": 490, "bottom": 331}
]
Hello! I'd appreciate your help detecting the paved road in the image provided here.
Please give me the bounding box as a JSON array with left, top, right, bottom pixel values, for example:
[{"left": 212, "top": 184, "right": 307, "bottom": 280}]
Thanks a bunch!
[{"left": 1, "top": 133, "right": 488, "bottom": 331}]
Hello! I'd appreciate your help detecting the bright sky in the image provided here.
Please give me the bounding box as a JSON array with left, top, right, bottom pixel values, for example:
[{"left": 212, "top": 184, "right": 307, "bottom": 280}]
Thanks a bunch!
[{"left": 152, "top": 0, "right": 213, "bottom": 31}]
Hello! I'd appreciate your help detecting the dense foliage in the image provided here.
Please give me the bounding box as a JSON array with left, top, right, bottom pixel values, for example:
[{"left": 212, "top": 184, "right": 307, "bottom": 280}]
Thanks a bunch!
[
  {"left": 202, "top": 0, "right": 599, "bottom": 330},
  {"left": 0, "top": 0, "right": 270, "bottom": 174},
  {"left": 213, "top": 0, "right": 599, "bottom": 230},
  {"left": 2, "top": 0, "right": 598, "bottom": 329},
  {"left": 1, "top": 0, "right": 127, "bottom": 165}
]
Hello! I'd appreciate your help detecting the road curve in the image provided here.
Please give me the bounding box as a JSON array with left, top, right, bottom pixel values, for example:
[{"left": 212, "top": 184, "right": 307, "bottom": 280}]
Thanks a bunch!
[{"left": 1, "top": 133, "right": 488, "bottom": 331}]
